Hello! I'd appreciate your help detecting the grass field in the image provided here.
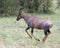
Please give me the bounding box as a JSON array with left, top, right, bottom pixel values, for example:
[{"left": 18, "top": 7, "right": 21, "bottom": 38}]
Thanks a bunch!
[{"left": 0, "top": 9, "right": 60, "bottom": 48}]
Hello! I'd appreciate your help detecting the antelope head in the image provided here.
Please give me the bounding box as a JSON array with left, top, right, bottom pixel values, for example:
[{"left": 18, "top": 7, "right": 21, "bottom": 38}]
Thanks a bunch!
[{"left": 16, "top": 7, "right": 24, "bottom": 21}]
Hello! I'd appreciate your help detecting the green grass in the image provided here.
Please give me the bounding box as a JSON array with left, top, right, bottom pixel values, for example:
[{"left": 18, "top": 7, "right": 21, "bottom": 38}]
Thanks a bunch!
[{"left": 0, "top": 9, "right": 60, "bottom": 48}]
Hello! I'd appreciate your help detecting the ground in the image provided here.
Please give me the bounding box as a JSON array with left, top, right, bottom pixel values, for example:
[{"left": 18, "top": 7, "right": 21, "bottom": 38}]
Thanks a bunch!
[{"left": 0, "top": 9, "right": 60, "bottom": 48}]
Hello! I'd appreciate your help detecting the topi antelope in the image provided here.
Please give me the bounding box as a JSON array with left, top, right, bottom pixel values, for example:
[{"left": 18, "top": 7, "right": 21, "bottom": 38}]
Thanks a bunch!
[{"left": 16, "top": 6, "right": 53, "bottom": 42}]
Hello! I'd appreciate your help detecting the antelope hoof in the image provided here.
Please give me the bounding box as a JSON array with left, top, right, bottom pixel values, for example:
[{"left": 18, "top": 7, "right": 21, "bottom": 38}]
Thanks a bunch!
[{"left": 37, "top": 39, "right": 40, "bottom": 41}]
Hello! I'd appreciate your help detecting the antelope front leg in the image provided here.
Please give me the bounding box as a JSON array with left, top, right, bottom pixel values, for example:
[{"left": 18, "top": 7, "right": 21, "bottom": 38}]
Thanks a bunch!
[
  {"left": 31, "top": 28, "right": 40, "bottom": 41},
  {"left": 25, "top": 27, "right": 32, "bottom": 38}
]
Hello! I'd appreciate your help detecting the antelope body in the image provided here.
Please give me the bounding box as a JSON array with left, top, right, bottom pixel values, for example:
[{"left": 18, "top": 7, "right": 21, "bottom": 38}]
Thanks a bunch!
[{"left": 16, "top": 7, "right": 53, "bottom": 42}]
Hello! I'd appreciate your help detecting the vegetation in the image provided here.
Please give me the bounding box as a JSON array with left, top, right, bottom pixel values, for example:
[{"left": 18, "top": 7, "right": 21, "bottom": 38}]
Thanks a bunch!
[
  {"left": 0, "top": 0, "right": 54, "bottom": 15},
  {"left": 56, "top": 0, "right": 60, "bottom": 9}
]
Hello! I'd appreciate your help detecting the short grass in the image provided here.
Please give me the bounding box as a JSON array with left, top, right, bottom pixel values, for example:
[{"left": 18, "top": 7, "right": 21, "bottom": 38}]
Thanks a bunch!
[{"left": 0, "top": 9, "right": 60, "bottom": 48}]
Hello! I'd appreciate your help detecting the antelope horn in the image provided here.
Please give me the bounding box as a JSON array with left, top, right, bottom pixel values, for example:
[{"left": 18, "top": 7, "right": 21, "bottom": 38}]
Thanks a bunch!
[
  {"left": 19, "top": 5, "right": 31, "bottom": 11},
  {"left": 19, "top": 7, "right": 24, "bottom": 11}
]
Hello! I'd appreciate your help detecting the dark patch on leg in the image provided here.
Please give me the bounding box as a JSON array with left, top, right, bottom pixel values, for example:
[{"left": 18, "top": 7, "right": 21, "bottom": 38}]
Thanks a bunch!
[
  {"left": 31, "top": 28, "right": 34, "bottom": 34},
  {"left": 47, "top": 29, "right": 51, "bottom": 33},
  {"left": 25, "top": 26, "right": 30, "bottom": 31},
  {"left": 44, "top": 29, "right": 48, "bottom": 35}
]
